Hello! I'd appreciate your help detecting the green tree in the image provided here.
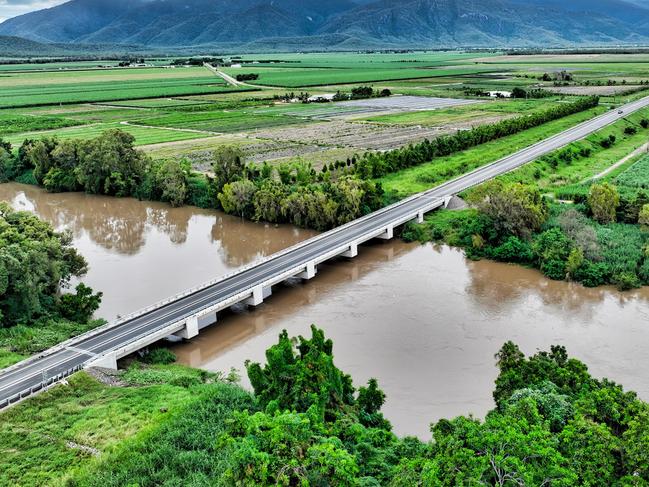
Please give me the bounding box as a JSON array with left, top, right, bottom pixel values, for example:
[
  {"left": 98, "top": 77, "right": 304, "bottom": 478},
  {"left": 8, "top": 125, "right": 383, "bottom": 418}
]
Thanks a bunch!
[
  {"left": 211, "top": 146, "right": 246, "bottom": 195},
  {"left": 0, "top": 203, "right": 88, "bottom": 325},
  {"left": 75, "top": 129, "right": 147, "bottom": 196},
  {"left": 474, "top": 181, "right": 548, "bottom": 240},
  {"left": 218, "top": 179, "right": 257, "bottom": 219},
  {"left": 638, "top": 204, "right": 649, "bottom": 225},
  {"left": 57, "top": 283, "right": 103, "bottom": 323},
  {"left": 588, "top": 183, "right": 620, "bottom": 224},
  {"left": 155, "top": 159, "right": 187, "bottom": 207}
]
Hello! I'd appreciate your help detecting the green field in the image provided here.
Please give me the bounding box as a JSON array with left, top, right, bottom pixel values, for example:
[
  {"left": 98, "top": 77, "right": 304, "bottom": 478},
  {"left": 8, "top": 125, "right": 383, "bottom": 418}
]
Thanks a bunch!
[
  {"left": 379, "top": 106, "right": 607, "bottom": 196},
  {"left": 4, "top": 121, "right": 213, "bottom": 147},
  {"left": 221, "top": 65, "right": 497, "bottom": 87},
  {"left": 0, "top": 67, "right": 248, "bottom": 108}
]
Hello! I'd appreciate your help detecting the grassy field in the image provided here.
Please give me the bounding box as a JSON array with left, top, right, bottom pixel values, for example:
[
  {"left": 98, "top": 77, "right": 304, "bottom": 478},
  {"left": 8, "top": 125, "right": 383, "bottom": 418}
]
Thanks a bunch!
[
  {"left": 4, "top": 121, "right": 212, "bottom": 147},
  {"left": 0, "top": 368, "right": 208, "bottom": 486},
  {"left": 378, "top": 106, "right": 608, "bottom": 196},
  {"left": 0, "top": 67, "right": 249, "bottom": 108},
  {"left": 493, "top": 108, "right": 649, "bottom": 191},
  {"left": 221, "top": 65, "right": 497, "bottom": 87}
]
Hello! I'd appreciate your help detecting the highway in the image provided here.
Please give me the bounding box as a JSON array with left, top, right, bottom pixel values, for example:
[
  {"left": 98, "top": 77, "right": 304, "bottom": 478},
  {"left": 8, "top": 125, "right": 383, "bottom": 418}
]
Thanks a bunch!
[{"left": 2, "top": 95, "right": 649, "bottom": 408}]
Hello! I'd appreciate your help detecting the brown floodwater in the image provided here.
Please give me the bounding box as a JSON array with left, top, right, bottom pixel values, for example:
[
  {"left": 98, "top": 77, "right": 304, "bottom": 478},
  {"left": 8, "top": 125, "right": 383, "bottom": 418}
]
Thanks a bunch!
[{"left": 2, "top": 182, "right": 649, "bottom": 438}]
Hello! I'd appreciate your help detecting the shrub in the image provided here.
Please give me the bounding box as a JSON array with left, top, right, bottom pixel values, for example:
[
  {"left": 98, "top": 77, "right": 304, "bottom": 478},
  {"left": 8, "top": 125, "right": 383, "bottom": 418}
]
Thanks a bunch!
[{"left": 143, "top": 348, "right": 177, "bottom": 365}]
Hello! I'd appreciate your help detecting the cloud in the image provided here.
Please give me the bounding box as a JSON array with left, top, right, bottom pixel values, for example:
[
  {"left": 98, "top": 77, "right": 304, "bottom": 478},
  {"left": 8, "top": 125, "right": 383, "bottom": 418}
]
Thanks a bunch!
[{"left": 0, "top": 0, "right": 67, "bottom": 22}]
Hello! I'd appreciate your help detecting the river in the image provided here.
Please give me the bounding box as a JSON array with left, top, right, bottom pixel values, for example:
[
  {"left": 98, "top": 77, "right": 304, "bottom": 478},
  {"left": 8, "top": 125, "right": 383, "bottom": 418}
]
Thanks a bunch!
[{"left": 2, "top": 182, "right": 649, "bottom": 438}]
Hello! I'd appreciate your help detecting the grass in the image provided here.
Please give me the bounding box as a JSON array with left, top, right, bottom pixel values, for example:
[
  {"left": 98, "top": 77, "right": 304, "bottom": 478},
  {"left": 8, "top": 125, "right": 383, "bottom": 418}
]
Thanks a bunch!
[
  {"left": 0, "top": 113, "right": 83, "bottom": 135},
  {"left": 0, "top": 68, "right": 243, "bottom": 108},
  {"left": 221, "top": 65, "right": 497, "bottom": 88},
  {"left": 0, "top": 318, "right": 105, "bottom": 368},
  {"left": 0, "top": 371, "right": 199, "bottom": 486},
  {"left": 378, "top": 106, "right": 608, "bottom": 196},
  {"left": 493, "top": 108, "right": 649, "bottom": 190},
  {"left": 614, "top": 153, "right": 649, "bottom": 189},
  {"left": 362, "top": 99, "right": 556, "bottom": 126},
  {"left": 4, "top": 121, "right": 212, "bottom": 147}
]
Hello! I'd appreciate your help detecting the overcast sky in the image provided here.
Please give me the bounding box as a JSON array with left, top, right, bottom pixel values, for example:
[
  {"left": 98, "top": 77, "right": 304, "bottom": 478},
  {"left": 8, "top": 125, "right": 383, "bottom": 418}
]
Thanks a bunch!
[{"left": 0, "top": 0, "right": 67, "bottom": 23}]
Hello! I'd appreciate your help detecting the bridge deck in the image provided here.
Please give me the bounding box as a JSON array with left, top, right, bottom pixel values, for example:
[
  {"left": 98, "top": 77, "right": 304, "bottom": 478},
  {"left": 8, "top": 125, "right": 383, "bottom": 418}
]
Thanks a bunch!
[{"left": 2, "top": 96, "right": 649, "bottom": 408}]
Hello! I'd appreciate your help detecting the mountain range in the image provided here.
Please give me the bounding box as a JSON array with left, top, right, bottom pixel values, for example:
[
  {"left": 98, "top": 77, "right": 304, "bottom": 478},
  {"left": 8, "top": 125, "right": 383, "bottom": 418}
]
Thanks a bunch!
[{"left": 1, "top": 0, "right": 649, "bottom": 50}]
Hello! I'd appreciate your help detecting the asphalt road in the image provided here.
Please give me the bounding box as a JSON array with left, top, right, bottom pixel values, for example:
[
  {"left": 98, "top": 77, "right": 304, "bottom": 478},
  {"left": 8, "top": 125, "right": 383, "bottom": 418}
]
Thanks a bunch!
[{"left": 2, "top": 95, "right": 648, "bottom": 407}]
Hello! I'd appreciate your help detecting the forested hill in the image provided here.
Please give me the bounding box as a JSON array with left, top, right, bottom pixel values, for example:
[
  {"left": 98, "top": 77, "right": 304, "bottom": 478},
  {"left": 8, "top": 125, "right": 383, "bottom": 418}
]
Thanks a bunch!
[{"left": 1, "top": 0, "right": 649, "bottom": 50}]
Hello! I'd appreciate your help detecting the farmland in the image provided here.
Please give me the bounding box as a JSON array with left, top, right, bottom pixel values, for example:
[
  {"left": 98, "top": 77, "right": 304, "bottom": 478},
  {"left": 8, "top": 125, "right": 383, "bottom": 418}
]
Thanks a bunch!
[{"left": 2, "top": 50, "right": 649, "bottom": 177}]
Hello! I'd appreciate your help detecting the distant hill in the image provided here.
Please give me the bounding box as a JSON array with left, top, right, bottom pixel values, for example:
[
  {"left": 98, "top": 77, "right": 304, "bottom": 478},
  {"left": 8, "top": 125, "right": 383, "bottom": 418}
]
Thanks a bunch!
[
  {"left": 0, "top": 35, "right": 71, "bottom": 57},
  {"left": 1, "top": 0, "right": 649, "bottom": 50}
]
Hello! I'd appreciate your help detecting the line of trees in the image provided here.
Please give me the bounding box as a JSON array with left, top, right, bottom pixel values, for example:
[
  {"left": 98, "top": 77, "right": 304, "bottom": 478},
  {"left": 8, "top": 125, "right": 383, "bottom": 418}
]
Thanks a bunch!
[
  {"left": 0, "top": 133, "right": 384, "bottom": 231},
  {"left": 352, "top": 96, "right": 600, "bottom": 179}
]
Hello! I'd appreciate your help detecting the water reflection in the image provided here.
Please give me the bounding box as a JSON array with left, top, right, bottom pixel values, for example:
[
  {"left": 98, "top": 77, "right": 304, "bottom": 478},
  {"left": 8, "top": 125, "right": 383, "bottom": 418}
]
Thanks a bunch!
[
  {"left": 4, "top": 181, "right": 649, "bottom": 438},
  {"left": 0, "top": 182, "right": 317, "bottom": 317}
]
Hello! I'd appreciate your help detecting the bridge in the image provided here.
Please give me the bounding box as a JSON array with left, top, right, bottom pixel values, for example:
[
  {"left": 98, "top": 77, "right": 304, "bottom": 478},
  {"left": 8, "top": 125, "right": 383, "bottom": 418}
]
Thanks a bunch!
[{"left": 2, "top": 95, "right": 649, "bottom": 409}]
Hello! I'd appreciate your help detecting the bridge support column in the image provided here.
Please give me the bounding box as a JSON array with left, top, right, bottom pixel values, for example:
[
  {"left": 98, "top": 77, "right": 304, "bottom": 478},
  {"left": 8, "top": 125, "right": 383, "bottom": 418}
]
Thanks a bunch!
[
  {"left": 298, "top": 261, "right": 317, "bottom": 280},
  {"left": 175, "top": 315, "right": 199, "bottom": 340},
  {"left": 91, "top": 351, "right": 118, "bottom": 370},
  {"left": 341, "top": 242, "right": 358, "bottom": 258},
  {"left": 245, "top": 285, "right": 271, "bottom": 306},
  {"left": 377, "top": 225, "right": 394, "bottom": 240},
  {"left": 417, "top": 211, "right": 424, "bottom": 224}
]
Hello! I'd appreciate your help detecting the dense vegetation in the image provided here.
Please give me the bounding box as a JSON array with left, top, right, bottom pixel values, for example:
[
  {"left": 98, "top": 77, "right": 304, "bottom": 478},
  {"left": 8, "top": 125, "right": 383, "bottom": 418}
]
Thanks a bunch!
[
  {"left": 0, "top": 202, "right": 103, "bottom": 366},
  {"left": 351, "top": 96, "right": 600, "bottom": 179},
  {"left": 0, "top": 132, "right": 384, "bottom": 231},
  {"left": 58, "top": 326, "right": 649, "bottom": 485},
  {"left": 405, "top": 173, "right": 649, "bottom": 290}
]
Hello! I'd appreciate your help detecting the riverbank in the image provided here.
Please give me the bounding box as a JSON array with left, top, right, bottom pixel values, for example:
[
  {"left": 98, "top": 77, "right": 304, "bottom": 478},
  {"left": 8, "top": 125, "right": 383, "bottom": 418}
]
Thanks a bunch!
[{"left": 2, "top": 329, "right": 649, "bottom": 485}]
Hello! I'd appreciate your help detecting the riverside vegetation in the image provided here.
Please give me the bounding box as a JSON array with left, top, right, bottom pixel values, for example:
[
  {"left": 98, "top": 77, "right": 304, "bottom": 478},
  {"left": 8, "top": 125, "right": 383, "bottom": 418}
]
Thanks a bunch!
[
  {"left": 2, "top": 326, "right": 649, "bottom": 485},
  {"left": 404, "top": 111, "right": 649, "bottom": 290},
  {"left": 0, "top": 203, "right": 103, "bottom": 366},
  {"left": 0, "top": 96, "right": 599, "bottom": 232}
]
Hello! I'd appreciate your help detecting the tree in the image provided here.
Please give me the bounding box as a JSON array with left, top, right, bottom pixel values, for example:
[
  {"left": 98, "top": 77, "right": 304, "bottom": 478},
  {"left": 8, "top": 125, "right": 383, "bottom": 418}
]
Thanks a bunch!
[
  {"left": 155, "top": 159, "right": 187, "bottom": 207},
  {"left": 75, "top": 129, "right": 147, "bottom": 196},
  {"left": 639, "top": 204, "right": 649, "bottom": 225},
  {"left": 211, "top": 146, "right": 246, "bottom": 195},
  {"left": 0, "top": 203, "right": 88, "bottom": 325},
  {"left": 253, "top": 180, "right": 286, "bottom": 223},
  {"left": 473, "top": 181, "right": 548, "bottom": 240},
  {"left": 218, "top": 179, "right": 257, "bottom": 219},
  {"left": 588, "top": 183, "right": 620, "bottom": 224},
  {"left": 58, "top": 283, "right": 103, "bottom": 323}
]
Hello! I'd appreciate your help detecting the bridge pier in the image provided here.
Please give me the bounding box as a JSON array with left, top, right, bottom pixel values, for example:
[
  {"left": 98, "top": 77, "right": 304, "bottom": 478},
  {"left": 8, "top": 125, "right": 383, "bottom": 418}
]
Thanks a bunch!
[
  {"left": 417, "top": 211, "right": 424, "bottom": 224},
  {"left": 175, "top": 315, "right": 199, "bottom": 340},
  {"left": 91, "top": 351, "right": 118, "bottom": 370},
  {"left": 245, "top": 285, "right": 272, "bottom": 306},
  {"left": 341, "top": 242, "right": 358, "bottom": 258},
  {"left": 298, "top": 261, "right": 317, "bottom": 280},
  {"left": 377, "top": 225, "right": 394, "bottom": 240}
]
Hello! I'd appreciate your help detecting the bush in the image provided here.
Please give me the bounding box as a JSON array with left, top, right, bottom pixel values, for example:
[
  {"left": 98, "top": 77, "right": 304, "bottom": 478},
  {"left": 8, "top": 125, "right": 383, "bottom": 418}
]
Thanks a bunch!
[
  {"left": 487, "top": 236, "right": 534, "bottom": 263},
  {"left": 142, "top": 348, "right": 177, "bottom": 365}
]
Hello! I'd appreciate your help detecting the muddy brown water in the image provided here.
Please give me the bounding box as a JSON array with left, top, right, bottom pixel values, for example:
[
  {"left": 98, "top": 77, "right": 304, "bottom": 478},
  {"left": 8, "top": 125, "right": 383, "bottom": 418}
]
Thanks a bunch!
[{"left": 2, "top": 182, "right": 649, "bottom": 438}]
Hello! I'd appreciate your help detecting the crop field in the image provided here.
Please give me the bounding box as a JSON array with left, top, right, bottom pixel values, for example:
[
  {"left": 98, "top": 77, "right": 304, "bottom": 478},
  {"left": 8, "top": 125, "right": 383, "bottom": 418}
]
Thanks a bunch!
[
  {"left": 3, "top": 121, "right": 210, "bottom": 147},
  {"left": 221, "top": 65, "right": 498, "bottom": 87},
  {"left": 133, "top": 109, "right": 308, "bottom": 133},
  {"left": 233, "top": 51, "right": 490, "bottom": 69},
  {"left": 3, "top": 51, "right": 649, "bottom": 180},
  {"left": 615, "top": 153, "right": 649, "bottom": 189},
  {"left": 0, "top": 67, "right": 249, "bottom": 108}
]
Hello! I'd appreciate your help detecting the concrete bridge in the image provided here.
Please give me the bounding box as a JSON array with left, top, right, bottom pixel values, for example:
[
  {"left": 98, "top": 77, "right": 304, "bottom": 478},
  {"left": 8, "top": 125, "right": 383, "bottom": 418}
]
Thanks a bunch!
[{"left": 2, "top": 95, "right": 649, "bottom": 409}]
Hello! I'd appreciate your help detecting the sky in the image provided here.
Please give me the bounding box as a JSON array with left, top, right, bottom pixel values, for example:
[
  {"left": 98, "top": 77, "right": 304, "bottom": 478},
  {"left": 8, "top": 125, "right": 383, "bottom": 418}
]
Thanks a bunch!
[{"left": 0, "top": 0, "right": 66, "bottom": 22}]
